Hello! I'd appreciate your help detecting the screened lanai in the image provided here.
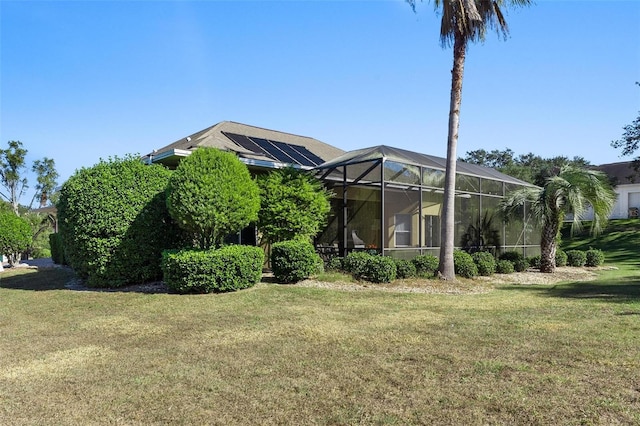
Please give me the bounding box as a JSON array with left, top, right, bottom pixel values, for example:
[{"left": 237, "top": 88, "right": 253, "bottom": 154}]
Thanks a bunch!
[{"left": 314, "top": 145, "right": 541, "bottom": 259}]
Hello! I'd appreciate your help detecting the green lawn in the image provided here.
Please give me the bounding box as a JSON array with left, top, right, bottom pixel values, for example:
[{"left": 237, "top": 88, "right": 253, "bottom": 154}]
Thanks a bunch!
[{"left": 1, "top": 261, "right": 638, "bottom": 425}]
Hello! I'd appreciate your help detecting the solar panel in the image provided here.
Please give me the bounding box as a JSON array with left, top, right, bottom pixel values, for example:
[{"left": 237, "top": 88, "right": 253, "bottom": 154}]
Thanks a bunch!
[
  {"left": 270, "top": 140, "right": 316, "bottom": 167},
  {"left": 289, "top": 145, "right": 325, "bottom": 166},
  {"left": 223, "top": 131, "right": 327, "bottom": 167},
  {"left": 249, "top": 137, "right": 297, "bottom": 164},
  {"left": 223, "top": 132, "right": 272, "bottom": 158}
]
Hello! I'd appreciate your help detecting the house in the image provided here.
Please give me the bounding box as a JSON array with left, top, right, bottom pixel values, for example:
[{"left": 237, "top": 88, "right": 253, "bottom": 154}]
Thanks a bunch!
[
  {"left": 596, "top": 161, "right": 640, "bottom": 219},
  {"left": 146, "top": 121, "right": 540, "bottom": 258}
]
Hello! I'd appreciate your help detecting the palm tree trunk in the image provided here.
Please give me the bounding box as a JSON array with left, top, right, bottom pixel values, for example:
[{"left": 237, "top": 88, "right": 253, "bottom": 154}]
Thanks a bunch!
[
  {"left": 539, "top": 222, "right": 558, "bottom": 273},
  {"left": 438, "top": 30, "right": 467, "bottom": 281}
]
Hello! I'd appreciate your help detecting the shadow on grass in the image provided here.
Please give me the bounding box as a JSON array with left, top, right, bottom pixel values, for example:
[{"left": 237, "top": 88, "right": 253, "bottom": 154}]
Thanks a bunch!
[
  {"left": 0, "top": 267, "right": 169, "bottom": 294},
  {"left": 501, "top": 275, "right": 640, "bottom": 304}
]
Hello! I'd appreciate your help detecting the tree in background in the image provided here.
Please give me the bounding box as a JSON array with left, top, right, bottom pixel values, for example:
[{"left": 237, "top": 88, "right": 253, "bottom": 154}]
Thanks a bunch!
[
  {"left": 257, "top": 168, "right": 331, "bottom": 245},
  {"left": 31, "top": 158, "right": 59, "bottom": 208},
  {"left": 501, "top": 166, "right": 615, "bottom": 273},
  {"left": 0, "top": 210, "right": 32, "bottom": 268},
  {"left": 611, "top": 82, "right": 640, "bottom": 172},
  {"left": 462, "top": 148, "right": 591, "bottom": 186},
  {"left": 166, "top": 148, "right": 260, "bottom": 249},
  {"left": 0, "top": 141, "right": 29, "bottom": 215},
  {"left": 407, "top": 0, "right": 531, "bottom": 280}
]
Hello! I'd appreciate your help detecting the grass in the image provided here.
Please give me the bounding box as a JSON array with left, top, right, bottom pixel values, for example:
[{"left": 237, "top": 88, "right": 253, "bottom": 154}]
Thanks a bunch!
[{"left": 1, "top": 262, "right": 639, "bottom": 425}]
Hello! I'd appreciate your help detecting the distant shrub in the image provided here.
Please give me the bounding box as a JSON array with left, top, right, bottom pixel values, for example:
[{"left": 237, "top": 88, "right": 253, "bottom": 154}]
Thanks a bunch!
[
  {"left": 528, "top": 255, "right": 541, "bottom": 269},
  {"left": 271, "top": 240, "right": 321, "bottom": 284},
  {"left": 499, "top": 251, "right": 528, "bottom": 272},
  {"left": 496, "top": 259, "right": 515, "bottom": 274},
  {"left": 326, "top": 256, "right": 344, "bottom": 272},
  {"left": 49, "top": 233, "right": 66, "bottom": 265},
  {"left": 0, "top": 211, "right": 32, "bottom": 265},
  {"left": 364, "top": 256, "right": 397, "bottom": 283},
  {"left": 412, "top": 254, "right": 439, "bottom": 278},
  {"left": 162, "top": 245, "right": 264, "bottom": 294},
  {"left": 566, "top": 250, "right": 587, "bottom": 267},
  {"left": 453, "top": 250, "right": 478, "bottom": 278},
  {"left": 393, "top": 258, "right": 416, "bottom": 279},
  {"left": 472, "top": 251, "right": 496, "bottom": 276},
  {"left": 585, "top": 248, "right": 605, "bottom": 267},
  {"left": 343, "top": 251, "right": 374, "bottom": 279},
  {"left": 555, "top": 249, "right": 568, "bottom": 267}
]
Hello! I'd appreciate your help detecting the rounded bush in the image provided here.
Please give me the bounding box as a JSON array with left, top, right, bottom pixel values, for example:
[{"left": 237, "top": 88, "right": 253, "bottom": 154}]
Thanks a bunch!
[
  {"left": 343, "top": 251, "right": 374, "bottom": 279},
  {"left": 499, "top": 251, "right": 528, "bottom": 272},
  {"left": 496, "top": 259, "right": 515, "bottom": 274},
  {"left": 412, "top": 254, "right": 439, "bottom": 277},
  {"left": 57, "top": 156, "right": 184, "bottom": 287},
  {"left": 528, "top": 255, "right": 541, "bottom": 269},
  {"left": 472, "top": 251, "right": 496, "bottom": 276},
  {"left": 364, "top": 256, "right": 397, "bottom": 283},
  {"left": 555, "top": 249, "right": 568, "bottom": 267},
  {"left": 162, "top": 245, "right": 264, "bottom": 293},
  {"left": 326, "top": 256, "right": 344, "bottom": 272},
  {"left": 566, "top": 250, "right": 587, "bottom": 267},
  {"left": 453, "top": 250, "right": 478, "bottom": 278},
  {"left": 585, "top": 248, "right": 605, "bottom": 267},
  {"left": 271, "top": 240, "right": 321, "bottom": 283},
  {"left": 393, "top": 258, "right": 416, "bottom": 279}
]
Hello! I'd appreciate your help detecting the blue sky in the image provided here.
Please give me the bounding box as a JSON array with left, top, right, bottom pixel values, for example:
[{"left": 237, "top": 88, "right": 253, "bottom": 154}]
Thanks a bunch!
[{"left": 1, "top": 0, "right": 639, "bottom": 201}]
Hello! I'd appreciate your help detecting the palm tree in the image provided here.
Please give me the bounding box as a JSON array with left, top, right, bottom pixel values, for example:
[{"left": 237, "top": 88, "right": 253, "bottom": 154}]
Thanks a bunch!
[
  {"left": 501, "top": 166, "right": 616, "bottom": 273},
  {"left": 407, "top": 0, "right": 530, "bottom": 280}
]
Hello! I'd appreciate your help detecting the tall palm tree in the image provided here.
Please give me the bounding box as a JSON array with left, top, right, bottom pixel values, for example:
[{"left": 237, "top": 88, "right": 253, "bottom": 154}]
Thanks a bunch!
[
  {"left": 501, "top": 166, "right": 616, "bottom": 273},
  {"left": 407, "top": 0, "right": 530, "bottom": 280}
]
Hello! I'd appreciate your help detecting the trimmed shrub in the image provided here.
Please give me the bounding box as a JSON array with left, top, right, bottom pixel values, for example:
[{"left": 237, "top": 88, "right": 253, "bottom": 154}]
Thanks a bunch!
[
  {"left": 162, "top": 245, "right": 264, "bottom": 294},
  {"left": 499, "top": 251, "right": 528, "bottom": 272},
  {"left": 496, "top": 259, "right": 515, "bottom": 274},
  {"left": 585, "top": 248, "right": 605, "bottom": 267},
  {"left": 271, "top": 240, "right": 321, "bottom": 284},
  {"left": 453, "top": 250, "right": 478, "bottom": 278},
  {"left": 555, "top": 249, "right": 568, "bottom": 267},
  {"left": 57, "top": 156, "right": 184, "bottom": 287},
  {"left": 566, "top": 250, "right": 587, "bottom": 267},
  {"left": 472, "top": 251, "right": 496, "bottom": 276},
  {"left": 343, "top": 251, "right": 374, "bottom": 279},
  {"left": 393, "top": 258, "right": 416, "bottom": 279},
  {"left": 49, "top": 233, "right": 66, "bottom": 265},
  {"left": 364, "top": 256, "right": 397, "bottom": 283},
  {"left": 325, "top": 256, "right": 344, "bottom": 272},
  {"left": 528, "top": 255, "right": 541, "bottom": 269},
  {"left": 166, "top": 148, "right": 260, "bottom": 249},
  {"left": 412, "top": 254, "right": 439, "bottom": 278}
]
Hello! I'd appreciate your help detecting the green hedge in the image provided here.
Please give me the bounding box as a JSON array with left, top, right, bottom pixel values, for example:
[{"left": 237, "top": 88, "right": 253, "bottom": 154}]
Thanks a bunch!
[
  {"left": 393, "top": 258, "right": 416, "bottom": 279},
  {"left": 365, "top": 256, "right": 397, "bottom": 283},
  {"left": 58, "top": 156, "right": 184, "bottom": 287},
  {"left": 412, "top": 254, "right": 439, "bottom": 278},
  {"left": 496, "top": 259, "right": 515, "bottom": 274},
  {"left": 49, "top": 233, "right": 66, "bottom": 265},
  {"left": 472, "top": 251, "right": 496, "bottom": 276},
  {"left": 566, "top": 250, "right": 587, "bottom": 267},
  {"left": 555, "top": 249, "right": 568, "bottom": 267},
  {"left": 585, "top": 248, "right": 605, "bottom": 267},
  {"left": 453, "top": 250, "right": 478, "bottom": 278},
  {"left": 499, "top": 251, "right": 528, "bottom": 272},
  {"left": 343, "top": 251, "right": 372, "bottom": 279},
  {"left": 162, "top": 245, "right": 264, "bottom": 293},
  {"left": 271, "top": 240, "right": 321, "bottom": 284}
]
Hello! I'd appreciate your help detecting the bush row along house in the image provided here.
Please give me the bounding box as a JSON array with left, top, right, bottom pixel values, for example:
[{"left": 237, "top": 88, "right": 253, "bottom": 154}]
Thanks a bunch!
[{"left": 143, "top": 121, "right": 542, "bottom": 259}]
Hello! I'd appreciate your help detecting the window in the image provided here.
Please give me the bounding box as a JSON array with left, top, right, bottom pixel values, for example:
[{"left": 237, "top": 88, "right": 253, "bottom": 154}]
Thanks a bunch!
[{"left": 395, "top": 214, "right": 412, "bottom": 247}]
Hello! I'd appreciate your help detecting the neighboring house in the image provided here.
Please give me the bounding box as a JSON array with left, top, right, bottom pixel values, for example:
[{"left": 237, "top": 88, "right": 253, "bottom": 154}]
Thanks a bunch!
[
  {"left": 595, "top": 161, "right": 640, "bottom": 219},
  {"left": 147, "top": 121, "right": 540, "bottom": 258}
]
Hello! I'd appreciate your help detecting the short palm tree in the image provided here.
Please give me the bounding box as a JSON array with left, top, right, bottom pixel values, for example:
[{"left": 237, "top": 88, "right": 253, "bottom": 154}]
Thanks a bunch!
[
  {"left": 407, "top": 0, "right": 531, "bottom": 279},
  {"left": 501, "top": 166, "right": 616, "bottom": 273}
]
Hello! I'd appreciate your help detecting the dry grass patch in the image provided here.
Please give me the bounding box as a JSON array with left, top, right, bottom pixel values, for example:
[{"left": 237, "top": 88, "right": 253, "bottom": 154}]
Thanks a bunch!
[{"left": 1, "top": 267, "right": 639, "bottom": 425}]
